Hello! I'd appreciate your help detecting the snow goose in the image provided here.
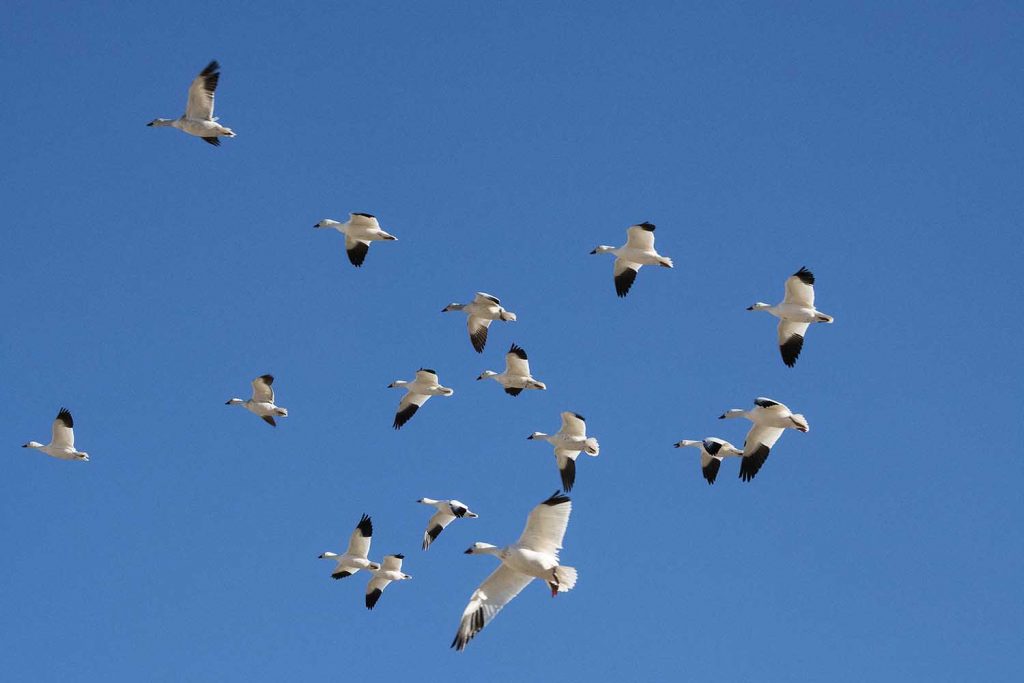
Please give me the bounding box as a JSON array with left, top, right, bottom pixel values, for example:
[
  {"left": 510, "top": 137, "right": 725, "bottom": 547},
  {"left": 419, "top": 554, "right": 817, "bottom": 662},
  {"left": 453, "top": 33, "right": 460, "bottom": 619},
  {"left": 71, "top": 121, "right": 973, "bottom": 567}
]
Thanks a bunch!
[
  {"left": 314, "top": 213, "right": 398, "bottom": 267},
  {"left": 318, "top": 514, "right": 380, "bottom": 579},
  {"left": 452, "top": 491, "right": 577, "bottom": 651},
  {"left": 673, "top": 438, "right": 743, "bottom": 484},
  {"left": 22, "top": 408, "right": 89, "bottom": 462},
  {"left": 225, "top": 375, "right": 288, "bottom": 427},
  {"left": 365, "top": 554, "right": 412, "bottom": 609},
  {"left": 147, "top": 60, "right": 236, "bottom": 146},
  {"left": 442, "top": 292, "right": 517, "bottom": 353},
  {"left": 747, "top": 267, "right": 834, "bottom": 367},
  {"left": 477, "top": 344, "right": 547, "bottom": 396},
  {"left": 527, "top": 412, "right": 600, "bottom": 492},
  {"left": 417, "top": 498, "right": 479, "bottom": 550},
  {"left": 719, "top": 398, "right": 809, "bottom": 481},
  {"left": 590, "top": 222, "right": 673, "bottom": 297},
  {"left": 388, "top": 368, "right": 454, "bottom": 429}
]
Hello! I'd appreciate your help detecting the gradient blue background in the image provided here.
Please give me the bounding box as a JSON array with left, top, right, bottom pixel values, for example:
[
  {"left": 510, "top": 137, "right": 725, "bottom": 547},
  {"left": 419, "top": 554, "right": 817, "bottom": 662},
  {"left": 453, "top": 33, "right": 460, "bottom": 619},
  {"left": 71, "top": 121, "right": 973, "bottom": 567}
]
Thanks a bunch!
[{"left": 2, "top": 1, "right": 1021, "bottom": 680}]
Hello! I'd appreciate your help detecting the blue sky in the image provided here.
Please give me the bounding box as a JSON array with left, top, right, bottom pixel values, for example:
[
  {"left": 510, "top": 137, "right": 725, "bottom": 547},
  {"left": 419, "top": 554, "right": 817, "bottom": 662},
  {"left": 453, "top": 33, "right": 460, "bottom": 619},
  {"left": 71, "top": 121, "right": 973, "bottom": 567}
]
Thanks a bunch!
[{"left": 2, "top": 1, "right": 1022, "bottom": 680}]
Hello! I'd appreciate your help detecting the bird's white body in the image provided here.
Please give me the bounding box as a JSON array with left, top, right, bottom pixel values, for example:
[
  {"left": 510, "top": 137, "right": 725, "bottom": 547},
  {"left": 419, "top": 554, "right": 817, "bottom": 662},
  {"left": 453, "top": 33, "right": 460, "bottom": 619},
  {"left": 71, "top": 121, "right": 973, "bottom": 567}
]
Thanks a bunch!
[
  {"left": 314, "top": 213, "right": 397, "bottom": 267},
  {"left": 748, "top": 267, "right": 834, "bottom": 366},
  {"left": 591, "top": 222, "right": 673, "bottom": 297},
  {"left": 226, "top": 375, "right": 288, "bottom": 427},
  {"left": 389, "top": 369, "right": 454, "bottom": 429},
  {"left": 364, "top": 554, "right": 412, "bottom": 609},
  {"left": 442, "top": 292, "right": 517, "bottom": 353},
  {"left": 453, "top": 492, "right": 577, "bottom": 651},
  {"left": 719, "top": 398, "right": 809, "bottom": 481},
  {"left": 22, "top": 408, "right": 89, "bottom": 461},
  {"left": 147, "top": 61, "right": 235, "bottom": 145},
  {"left": 478, "top": 344, "right": 546, "bottom": 395}
]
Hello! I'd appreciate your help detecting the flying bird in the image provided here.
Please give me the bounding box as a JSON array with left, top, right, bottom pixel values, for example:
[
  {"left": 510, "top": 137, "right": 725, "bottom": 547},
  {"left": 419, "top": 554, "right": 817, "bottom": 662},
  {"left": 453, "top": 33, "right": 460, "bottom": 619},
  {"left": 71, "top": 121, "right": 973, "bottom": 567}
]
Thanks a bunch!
[
  {"left": 477, "top": 344, "right": 547, "bottom": 396},
  {"left": 673, "top": 438, "right": 743, "bottom": 484},
  {"left": 365, "top": 554, "right": 412, "bottom": 610},
  {"left": 719, "top": 398, "right": 809, "bottom": 481},
  {"left": 527, "top": 412, "right": 600, "bottom": 492},
  {"left": 442, "top": 292, "right": 517, "bottom": 353},
  {"left": 452, "top": 491, "right": 577, "bottom": 651},
  {"left": 747, "top": 267, "right": 834, "bottom": 366},
  {"left": 314, "top": 213, "right": 398, "bottom": 267},
  {"left": 388, "top": 369, "right": 454, "bottom": 429},
  {"left": 417, "top": 498, "right": 479, "bottom": 550},
  {"left": 147, "top": 60, "right": 236, "bottom": 146},
  {"left": 590, "top": 222, "right": 673, "bottom": 297},
  {"left": 225, "top": 375, "right": 288, "bottom": 427},
  {"left": 318, "top": 514, "right": 380, "bottom": 579},
  {"left": 22, "top": 408, "right": 89, "bottom": 461}
]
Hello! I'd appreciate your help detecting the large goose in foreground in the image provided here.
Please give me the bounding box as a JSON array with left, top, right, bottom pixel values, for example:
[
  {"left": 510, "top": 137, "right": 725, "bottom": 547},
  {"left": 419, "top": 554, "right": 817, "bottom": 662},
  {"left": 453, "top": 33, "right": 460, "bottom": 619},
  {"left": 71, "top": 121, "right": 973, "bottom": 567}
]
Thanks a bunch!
[{"left": 452, "top": 491, "right": 577, "bottom": 651}]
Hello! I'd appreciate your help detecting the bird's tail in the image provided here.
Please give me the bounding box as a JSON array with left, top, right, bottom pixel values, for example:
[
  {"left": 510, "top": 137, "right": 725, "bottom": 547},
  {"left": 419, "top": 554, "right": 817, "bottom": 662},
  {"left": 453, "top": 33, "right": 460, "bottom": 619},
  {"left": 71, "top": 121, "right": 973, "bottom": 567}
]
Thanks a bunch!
[
  {"left": 817, "top": 313, "right": 834, "bottom": 323},
  {"left": 660, "top": 256, "right": 674, "bottom": 268},
  {"left": 584, "top": 437, "right": 600, "bottom": 456},
  {"left": 554, "top": 565, "right": 577, "bottom": 593}
]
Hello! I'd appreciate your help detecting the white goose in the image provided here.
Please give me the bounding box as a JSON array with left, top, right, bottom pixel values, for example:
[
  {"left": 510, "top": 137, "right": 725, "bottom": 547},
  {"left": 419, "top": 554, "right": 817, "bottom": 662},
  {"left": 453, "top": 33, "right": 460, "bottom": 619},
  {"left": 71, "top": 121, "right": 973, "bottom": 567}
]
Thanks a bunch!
[
  {"left": 314, "top": 213, "right": 398, "bottom": 268},
  {"left": 590, "top": 222, "right": 673, "bottom": 297},
  {"left": 719, "top": 398, "right": 809, "bottom": 481},
  {"left": 388, "top": 368, "right": 454, "bottom": 429},
  {"left": 442, "top": 292, "right": 517, "bottom": 353},
  {"left": 673, "top": 438, "right": 743, "bottom": 484},
  {"left": 318, "top": 514, "right": 380, "bottom": 579},
  {"left": 747, "top": 267, "right": 834, "bottom": 367},
  {"left": 452, "top": 491, "right": 577, "bottom": 651},
  {"left": 22, "top": 408, "right": 89, "bottom": 462},
  {"left": 365, "top": 554, "right": 412, "bottom": 610},
  {"left": 226, "top": 375, "right": 288, "bottom": 427},
  {"left": 417, "top": 498, "right": 479, "bottom": 550},
  {"left": 147, "top": 60, "right": 236, "bottom": 146},
  {"left": 477, "top": 344, "right": 547, "bottom": 396},
  {"left": 527, "top": 412, "right": 600, "bottom": 492}
]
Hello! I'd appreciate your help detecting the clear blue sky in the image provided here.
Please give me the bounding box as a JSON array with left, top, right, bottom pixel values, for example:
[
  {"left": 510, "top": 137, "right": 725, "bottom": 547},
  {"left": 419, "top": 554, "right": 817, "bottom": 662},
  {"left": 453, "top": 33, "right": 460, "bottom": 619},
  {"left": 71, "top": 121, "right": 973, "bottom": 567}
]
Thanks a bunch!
[{"left": 2, "top": 1, "right": 1021, "bottom": 680}]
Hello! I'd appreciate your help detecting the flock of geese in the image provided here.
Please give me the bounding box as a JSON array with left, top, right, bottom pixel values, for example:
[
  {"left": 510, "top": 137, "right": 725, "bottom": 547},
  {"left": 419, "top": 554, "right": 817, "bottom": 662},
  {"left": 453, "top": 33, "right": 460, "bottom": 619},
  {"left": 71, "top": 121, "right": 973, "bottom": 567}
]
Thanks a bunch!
[{"left": 24, "top": 60, "right": 837, "bottom": 652}]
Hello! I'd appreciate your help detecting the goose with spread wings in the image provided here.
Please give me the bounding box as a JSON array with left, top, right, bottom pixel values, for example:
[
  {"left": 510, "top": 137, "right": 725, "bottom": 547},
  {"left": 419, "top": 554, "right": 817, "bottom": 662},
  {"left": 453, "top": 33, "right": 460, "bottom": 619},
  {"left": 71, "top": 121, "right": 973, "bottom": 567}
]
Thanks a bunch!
[
  {"left": 719, "top": 398, "right": 809, "bottom": 481},
  {"left": 226, "top": 375, "right": 288, "bottom": 426},
  {"left": 527, "top": 412, "right": 600, "bottom": 492},
  {"left": 388, "top": 369, "right": 454, "bottom": 429},
  {"left": 314, "top": 213, "right": 398, "bottom": 267},
  {"left": 417, "top": 498, "right": 479, "bottom": 550},
  {"left": 477, "top": 344, "right": 547, "bottom": 396},
  {"left": 747, "top": 267, "right": 834, "bottom": 366},
  {"left": 318, "top": 514, "right": 380, "bottom": 579},
  {"left": 147, "top": 60, "right": 236, "bottom": 145},
  {"left": 22, "top": 408, "right": 89, "bottom": 461},
  {"left": 590, "top": 222, "right": 673, "bottom": 297},
  {"left": 452, "top": 491, "right": 577, "bottom": 651},
  {"left": 673, "top": 438, "right": 743, "bottom": 484},
  {"left": 442, "top": 292, "right": 517, "bottom": 353},
  {"left": 365, "top": 554, "right": 412, "bottom": 610}
]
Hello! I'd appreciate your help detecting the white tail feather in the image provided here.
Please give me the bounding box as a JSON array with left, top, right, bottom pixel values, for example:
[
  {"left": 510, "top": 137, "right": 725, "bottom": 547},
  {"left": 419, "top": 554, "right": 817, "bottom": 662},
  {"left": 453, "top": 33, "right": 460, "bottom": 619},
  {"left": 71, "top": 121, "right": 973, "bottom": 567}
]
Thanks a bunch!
[{"left": 555, "top": 565, "right": 577, "bottom": 592}]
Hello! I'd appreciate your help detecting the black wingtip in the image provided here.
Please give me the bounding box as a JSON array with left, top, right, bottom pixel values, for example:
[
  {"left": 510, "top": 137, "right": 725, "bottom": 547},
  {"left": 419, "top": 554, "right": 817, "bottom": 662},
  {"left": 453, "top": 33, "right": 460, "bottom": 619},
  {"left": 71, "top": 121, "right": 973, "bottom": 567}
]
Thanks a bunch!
[
  {"left": 508, "top": 343, "right": 528, "bottom": 359},
  {"left": 356, "top": 514, "right": 373, "bottom": 537},
  {"left": 393, "top": 404, "right": 419, "bottom": 430},
  {"left": 559, "top": 459, "right": 576, "bottom": 493},
  {"left": 470, "top": 328, "right": 488, "bottom": 353},
  {"left": 365, "top": 588, "right": 382, "bottom": 610},
  {"left": 200, "top": 60, "right": 220, "bottom": 76},
  {"left": 702, "top": 458, "right": 722, "bottom": 485},
  {"left": 571, "top": 412, "right": 586, "bottom": 422},
  {"left": 201, "top": 136, "right": 221, "bottom": 146},
  {"left": 794, "top": 267, "right": 815, "bottom": 285},
  {"left": 258, "top": 374, "right": 274, "bottom": 384},
  {"left": 780, "top": 335, "right": 804, "bottom": 367},
  {"left": 504, "top": 387, "right": 523, "bottom": 397},
  {"left": 637, "top": 221, "right": 656, "bottom": 231},
  {"left": 347, "top": 241, "right": 369, "bottom": 267},
  {"left": 614, "top": 267, "right": 637, "bottom": 297},
  {"left": 738, "top": 444, "right": 771, "bottom": 482},
  {"left": 55, "top": 407, "right": 73, "bottom": 428},
  {"left": 542, "top": 490, "right": 571, "bottom": 506}
]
